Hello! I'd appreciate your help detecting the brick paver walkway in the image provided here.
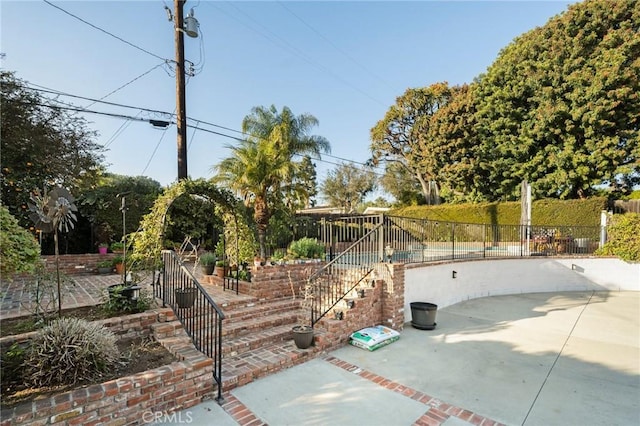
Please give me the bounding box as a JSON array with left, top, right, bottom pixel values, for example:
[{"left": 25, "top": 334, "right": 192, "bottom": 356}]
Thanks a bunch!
[{"left": 0, "top": 273, "right": 156, "bottom": 320}]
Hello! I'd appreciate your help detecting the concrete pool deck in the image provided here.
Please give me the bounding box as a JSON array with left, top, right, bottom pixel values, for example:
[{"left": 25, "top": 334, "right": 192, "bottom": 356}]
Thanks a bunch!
[{"left": 165, "top": 290, "right": 639, "bottom": 426}]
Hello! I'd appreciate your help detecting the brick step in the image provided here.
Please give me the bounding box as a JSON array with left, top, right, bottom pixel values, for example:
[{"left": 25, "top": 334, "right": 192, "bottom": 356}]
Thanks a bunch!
[
  {"left": 150, "top": 320, "right": 184, "bottom": 339},
  {"left": 221, "top": 298, "right": 301, "bottom": 322},
  {"left": 220, "top": 323, "right": 296, "bottom": 357},
  {"left": 220, "top": 339, "right": 324, "bottom": 391},
  {"left": 223, "top": 309, "right": 304, "bottom": 339}
]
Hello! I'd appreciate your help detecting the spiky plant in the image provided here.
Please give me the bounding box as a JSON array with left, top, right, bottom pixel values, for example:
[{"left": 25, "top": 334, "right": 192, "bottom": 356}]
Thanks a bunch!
[{"left": 25, "top": 317, "right": 119, "bottom": 387}]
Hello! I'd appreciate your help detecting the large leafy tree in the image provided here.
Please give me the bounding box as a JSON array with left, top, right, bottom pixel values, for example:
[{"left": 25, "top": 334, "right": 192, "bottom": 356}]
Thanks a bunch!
[
  {"left": 424, "top": 84, "right": 488, "bottom": 203},
  {"left": 1, "top": 71, "right": 104, "bottom": 227},
  {"left": 320, "top": 163, "right": 377, "bottom": 213},
  {"left": 77, "top": 174, "right": 162, "bottom": 250},
  {"left": 370, "top": 83, "right": 453, "bottom": 205},
  {"left": 377, "top": 162, "right": 423, "bottom": 206},
  {"left": 474, "top": 0, "right": 639, "bottom": 200},
  {"left": 213, "top": 105, "right": 330, "bottom": 258}
]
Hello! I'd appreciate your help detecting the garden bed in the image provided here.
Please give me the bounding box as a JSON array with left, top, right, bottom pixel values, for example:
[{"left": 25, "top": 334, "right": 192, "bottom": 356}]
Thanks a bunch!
[{"left": 0, "top": 309, "right": 214, "bottom": 426}]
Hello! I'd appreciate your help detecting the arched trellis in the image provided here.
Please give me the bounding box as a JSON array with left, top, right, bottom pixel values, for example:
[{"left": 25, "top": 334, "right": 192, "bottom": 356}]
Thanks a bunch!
[{"left": 128, "top": 178, "right": 256, "bottom": 272}]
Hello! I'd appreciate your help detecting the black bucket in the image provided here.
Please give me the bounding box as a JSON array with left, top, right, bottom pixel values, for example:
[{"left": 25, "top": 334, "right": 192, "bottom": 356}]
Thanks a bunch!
[{"left": 410, "top": 302, "right": 438, "bottom": 330}]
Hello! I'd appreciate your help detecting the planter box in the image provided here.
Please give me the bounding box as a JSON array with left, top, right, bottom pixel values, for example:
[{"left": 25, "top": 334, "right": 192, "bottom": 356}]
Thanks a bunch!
[{"left": 0, "top": 309, "right": 214, "bottom": 426}]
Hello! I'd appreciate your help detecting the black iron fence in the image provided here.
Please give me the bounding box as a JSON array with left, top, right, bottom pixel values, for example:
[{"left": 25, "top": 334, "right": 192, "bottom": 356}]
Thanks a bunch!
[
  {"left": 160, "top": 250, "right": 225, "bottom": 401},
  {"left": 307, "top": 221, "right": 381, "bottom": 326}
]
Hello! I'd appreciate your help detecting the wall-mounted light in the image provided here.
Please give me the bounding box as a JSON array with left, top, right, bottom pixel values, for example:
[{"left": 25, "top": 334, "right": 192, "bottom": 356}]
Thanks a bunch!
[{"left": 452, "top": 270, "right": 457, "bottom": 279}]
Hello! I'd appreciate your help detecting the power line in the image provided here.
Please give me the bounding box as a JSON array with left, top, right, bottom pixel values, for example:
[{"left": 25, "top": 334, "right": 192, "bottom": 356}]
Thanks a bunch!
[
  {"left": 277, "top": 1, "right": 393, "bottom": 90},
  {"left": 82, "top": 62, "right": 169, "bottom": 110},
  {"left": 208, "top": 2, "right": 386, "bottom": 107},
  {"left": 43, "top": 0, "right": 167, "bottom": 62},
  {"left": 24, "top": 83, "right": 174, "bottom": 118},
  {"left": 23, "top": 88, "right": 390, "bottom": 177}
]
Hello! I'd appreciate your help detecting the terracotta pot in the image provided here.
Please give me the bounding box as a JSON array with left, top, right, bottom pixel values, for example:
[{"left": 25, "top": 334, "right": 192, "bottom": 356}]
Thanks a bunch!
[{"left": 115, "top": 263, "right": 124, "bottom": 275}]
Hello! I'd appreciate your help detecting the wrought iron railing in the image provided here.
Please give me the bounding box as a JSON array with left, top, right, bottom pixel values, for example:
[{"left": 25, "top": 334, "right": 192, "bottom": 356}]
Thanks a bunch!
[
  {"left": 319, "top": 215, "right": 602, "bottom": 263},
  {"left": 308, "top": 222, "right": 381, "bottom": 326},
  {"left": 160, "top": 250, "right": 225, "bottom": 402}
]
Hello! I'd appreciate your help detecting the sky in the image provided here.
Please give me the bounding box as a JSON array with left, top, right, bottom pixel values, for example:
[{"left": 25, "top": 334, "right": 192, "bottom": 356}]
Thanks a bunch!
[{"left": 1, "top": 0, "right": 576, "bottom": 201}]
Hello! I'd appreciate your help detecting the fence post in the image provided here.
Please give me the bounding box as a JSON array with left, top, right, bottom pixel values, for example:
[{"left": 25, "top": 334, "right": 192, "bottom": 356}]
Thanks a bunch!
[
  {"left": 600, "top": 210, "right": 608, "bottom": 248},
  {"left": 451, "top": 223, "right": 455, "bottom": 259},
  {"left": 378, "top": 214, "right": 385, "bottom": 262}
]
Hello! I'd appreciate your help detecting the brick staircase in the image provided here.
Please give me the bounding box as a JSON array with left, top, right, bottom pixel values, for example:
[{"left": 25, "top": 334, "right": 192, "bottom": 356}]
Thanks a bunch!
[
  {"left": 163, "top": 262, "right": 401, "bottom": 396},
  {"left": 161, "top": 283, "right": 329, "bottom": 393}
]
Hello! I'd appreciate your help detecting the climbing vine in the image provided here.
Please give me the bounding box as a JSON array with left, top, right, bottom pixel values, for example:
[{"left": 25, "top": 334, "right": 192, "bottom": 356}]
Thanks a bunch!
[{"left": 128, "top": 178, "right": 256, "bottom": 271}]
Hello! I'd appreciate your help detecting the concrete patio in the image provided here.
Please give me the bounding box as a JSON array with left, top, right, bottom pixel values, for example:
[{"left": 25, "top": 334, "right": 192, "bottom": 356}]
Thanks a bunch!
[{"left": 169, "top": 290, "right": 639, "bottom": 426}]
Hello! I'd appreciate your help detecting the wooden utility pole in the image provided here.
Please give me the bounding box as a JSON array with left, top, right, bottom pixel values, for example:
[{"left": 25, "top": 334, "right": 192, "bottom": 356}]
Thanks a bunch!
[{"left": 175, "top": 0, "right": 187, "bottom": 180}]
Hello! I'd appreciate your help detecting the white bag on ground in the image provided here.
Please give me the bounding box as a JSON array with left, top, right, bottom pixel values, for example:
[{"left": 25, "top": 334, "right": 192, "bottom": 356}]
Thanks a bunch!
[{"left": 349, "top": 325, "right": 400, "bottom": 351}]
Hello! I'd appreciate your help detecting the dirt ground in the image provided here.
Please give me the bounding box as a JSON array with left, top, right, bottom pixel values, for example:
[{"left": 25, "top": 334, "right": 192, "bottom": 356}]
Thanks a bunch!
[{"left": 0, "top": 307, "right": 178, "bottom": 409}]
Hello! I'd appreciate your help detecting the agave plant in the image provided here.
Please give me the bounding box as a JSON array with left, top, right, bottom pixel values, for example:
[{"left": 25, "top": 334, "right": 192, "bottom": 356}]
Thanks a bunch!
[{"left": 28, "top": 186, "right": 78, "bottom": 315}]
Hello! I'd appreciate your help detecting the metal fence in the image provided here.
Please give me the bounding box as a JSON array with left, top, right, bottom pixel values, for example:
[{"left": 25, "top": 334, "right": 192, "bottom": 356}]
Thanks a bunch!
[
  {"left": 160, "top": 250, "right": 225, "bottom": 402},
  {"left": 313, "top": 215, "right": 602, "bottom": 263}
]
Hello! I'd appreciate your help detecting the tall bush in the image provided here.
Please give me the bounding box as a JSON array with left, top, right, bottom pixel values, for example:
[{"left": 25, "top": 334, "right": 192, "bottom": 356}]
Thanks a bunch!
[{"left": 596, "top": 213, "right": 640, "bottom": 262}]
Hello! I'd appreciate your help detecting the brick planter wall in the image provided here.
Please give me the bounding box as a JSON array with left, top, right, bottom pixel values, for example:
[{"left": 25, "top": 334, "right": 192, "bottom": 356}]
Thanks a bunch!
[
  {"left": 40, "top": 254, "right": 119, "bottom": 276},
  {"left": 0, "top": 309, "right": 214, "bottom": 426},
  {"left": 247, "top": 262, "right": 324, "bottom": 300},
  {"left": 314, "top": 263, "right": 405, "bottom": 351}
]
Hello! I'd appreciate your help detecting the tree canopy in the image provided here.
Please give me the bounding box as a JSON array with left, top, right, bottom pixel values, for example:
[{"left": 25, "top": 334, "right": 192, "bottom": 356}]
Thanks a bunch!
[
  {"left": 77, "top": 174, "right": 162, "bottom": 249},
  {"left": 320, "top": 163, "right": 377, "bottom": 213},
  {"left": 0, "top": 71, "right": 104, "bottom": 226},
  {"left": 371, "top": 0, "right": 639, "bottom": 204},
  {"left": 474, "top": 0, "right": 639, "bottom": 200},
  {"left": 370, "top": 83, "right": 453, "bottom": 204}
]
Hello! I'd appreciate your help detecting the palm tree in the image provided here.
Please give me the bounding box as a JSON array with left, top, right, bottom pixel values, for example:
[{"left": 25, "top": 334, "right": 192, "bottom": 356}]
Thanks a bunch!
[{"left": 213, "top": 105, "right": 330, "bottom": 258}]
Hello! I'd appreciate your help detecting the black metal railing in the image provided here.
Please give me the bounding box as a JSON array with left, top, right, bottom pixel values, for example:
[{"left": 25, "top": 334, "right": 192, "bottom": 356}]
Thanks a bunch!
[
  {"left": 319, "top": 215, "right": 602, "bottom": 264},
  {"left": 160, "top": 250, "right": 225, "bottom": 402},
  {"left": 308, "top": 223, "right": 381, "bottom": 326}
]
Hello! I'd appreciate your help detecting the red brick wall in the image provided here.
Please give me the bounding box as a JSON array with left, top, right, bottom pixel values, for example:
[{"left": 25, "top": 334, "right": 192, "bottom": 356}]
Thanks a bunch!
[
  {"left": 0, "top": 309, "right": 214, "bottom": 426},
  {"left": 247, "top": 262, "right": 324, "bottom": 300},
  {"left": 40, "top": 254, "right": 118, "bottom": 276},
  {"left": 309, "top": 263, "right": 405, "bottom": 351}
]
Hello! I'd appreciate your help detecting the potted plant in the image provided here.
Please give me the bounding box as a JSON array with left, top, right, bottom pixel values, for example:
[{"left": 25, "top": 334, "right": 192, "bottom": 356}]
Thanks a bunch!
[
  {"left": 199, "top": 252, "right": 216, "bottom": 275},
  {"left": 112, "top": 255, "right": 124, "bottom": 275},
  {"left": 291, "top": 269, "right": 315, "bottom": 349},
  {"left": 98, "top": 243, "right": 109, "bottom": 255},
  {"left": 96, "top": 260, "right": 112, "bottom": 274},
  {"left": 215, "top": 260, "right": 226, "bottom": 278},
  {"left": 175, "top": 286, "right": 198, "bottom": 308},
  {"left": 110, "top": 241, "right": 124, "bottom": 254}
]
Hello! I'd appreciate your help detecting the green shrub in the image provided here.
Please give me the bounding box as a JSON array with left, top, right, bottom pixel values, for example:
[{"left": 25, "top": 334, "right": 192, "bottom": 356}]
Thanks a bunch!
[
  {"left": 97, "top": 260, "right": 113, "bottom": 268},
  {"left": 596, "top": 213, "right": 640, "bottom": 262},
  {"left": 288, "top": 237, "right": 325, "bottom": 259},
  {"left": 0, "top": 206, "right": 41, "bottom": 276},
  {"left": 110, "top": 241, "right": 124, "bottom": 251},
  {"left": 102, "top": 285, "right": 153, "bottom": 314},
  {"left": 25, "top": 318, "right": 119, "bottom": 387},
  {"left": 199, "top": 251, "right": 216, "bottom": 266}
]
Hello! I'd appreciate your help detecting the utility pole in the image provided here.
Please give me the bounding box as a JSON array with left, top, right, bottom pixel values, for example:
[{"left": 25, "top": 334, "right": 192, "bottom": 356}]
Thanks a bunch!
[{"left": 174, "top": 0, "right": 188, "bottom": 180}]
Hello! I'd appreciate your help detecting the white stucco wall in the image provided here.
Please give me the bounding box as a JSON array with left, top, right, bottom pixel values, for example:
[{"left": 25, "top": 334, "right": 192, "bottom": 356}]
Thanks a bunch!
[{"left": 404, "top": 258, "right": 640, "bottom": 323}]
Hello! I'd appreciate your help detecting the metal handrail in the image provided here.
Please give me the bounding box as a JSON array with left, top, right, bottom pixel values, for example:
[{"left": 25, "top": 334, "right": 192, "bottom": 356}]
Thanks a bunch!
[
  {"left": 309, "top": 224, "right": 382, "bottom": 326},
  {"left": 160, "top": 250, "right": 225, "bottom": 402}
]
